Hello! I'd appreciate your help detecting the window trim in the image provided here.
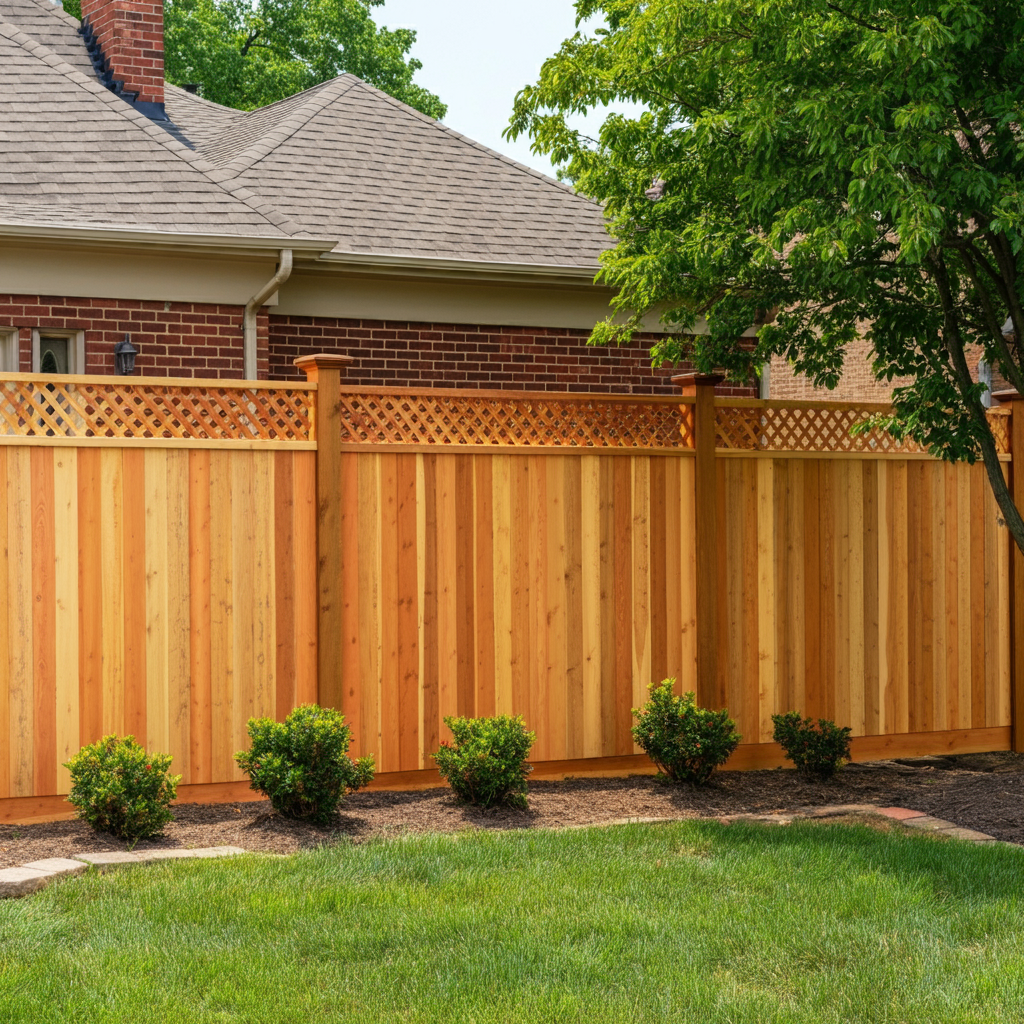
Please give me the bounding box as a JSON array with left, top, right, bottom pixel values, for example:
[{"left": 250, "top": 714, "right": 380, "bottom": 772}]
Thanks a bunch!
[
  {"left": 0, "top": 328, "right": 18, "bottom": 373},
  {"left": 32, "top": 329, "right": 85, "bottom": 375}
]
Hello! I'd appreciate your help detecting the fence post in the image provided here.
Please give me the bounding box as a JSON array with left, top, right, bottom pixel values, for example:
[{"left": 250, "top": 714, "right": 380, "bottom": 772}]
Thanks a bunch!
[
  {"left": 295, "top": 352, "right": 352, "bottom": 712},
  {"left": 1003, "top": 395, "right": 1024, "bottom": 753},
  {"left": 673, "top": 372, "right": 723, "bottom": 708}
]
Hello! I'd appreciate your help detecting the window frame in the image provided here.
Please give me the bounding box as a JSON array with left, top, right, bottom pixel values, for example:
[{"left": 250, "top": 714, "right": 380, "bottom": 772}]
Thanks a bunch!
[
  {"left": 31, "top": 329, "right": 85, "bottom": 375},
  {"left": 0, "top": 328, "right": 18, "bottom": 373}
]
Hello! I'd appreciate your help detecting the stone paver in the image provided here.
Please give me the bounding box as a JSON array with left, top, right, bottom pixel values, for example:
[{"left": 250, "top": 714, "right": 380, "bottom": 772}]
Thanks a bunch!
[
  {"left": 72, "top": 851, "right": 142, "bottom": 871},
  {"left": 134, "top": 846, "right": 245, "bottom": 863},
  {"left": 878, "top": 807, "right": 924, "bottom": 820},
  {"left": 937, "top": 827, "right": 998, "bottom": 843},
  {"left": 2, "top": 844, "right": 250, "bottom": 899},
  {"left": 0, "top": 866, "right": 53, "bottom": 898},
  {"left": 803, "top": 803, "right": 878, "bottom": 818},
  {"left": 899, "top": 815, "right": 955, "bottom": 831},
  {"left": 22, "top": 858, "right": 88, "bottom": 877}
]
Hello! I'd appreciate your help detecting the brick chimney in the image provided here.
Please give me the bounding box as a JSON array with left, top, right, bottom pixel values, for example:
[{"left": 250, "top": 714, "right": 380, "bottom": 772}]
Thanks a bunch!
[{"left": 79, "top": 0, "right": 166, "bottom": 120}]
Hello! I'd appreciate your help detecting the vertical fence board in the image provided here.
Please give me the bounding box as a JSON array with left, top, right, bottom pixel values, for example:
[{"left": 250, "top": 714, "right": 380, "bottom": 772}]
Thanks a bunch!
[
  {"left": 188, "top": 450, "right": 212, "bottom": 784},
  {"left": 8, "top": 448, "right": 33, "bottom": 796},
  {"left": 0, "top": 450, "right": 8, "bottom": 800},
  {"left": 30, "top": 447, "right": 56, "bottom": 797}
]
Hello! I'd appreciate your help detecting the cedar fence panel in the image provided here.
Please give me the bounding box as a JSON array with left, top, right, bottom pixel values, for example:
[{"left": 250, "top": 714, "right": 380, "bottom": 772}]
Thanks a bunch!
[
  {"left": 0, "top": 364, "right": 1019, "bottom": 821},
  {"left": 0, "top": 375, "right": 317, "bottom": 816},
  {"left": 333, "top": 450, "right": 698, "bottom": 770}
]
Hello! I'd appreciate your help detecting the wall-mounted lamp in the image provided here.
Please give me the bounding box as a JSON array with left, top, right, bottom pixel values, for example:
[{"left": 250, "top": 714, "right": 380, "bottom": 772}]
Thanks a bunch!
[{"left": 114, "top": 333, "right": 138, "bottom": 376}]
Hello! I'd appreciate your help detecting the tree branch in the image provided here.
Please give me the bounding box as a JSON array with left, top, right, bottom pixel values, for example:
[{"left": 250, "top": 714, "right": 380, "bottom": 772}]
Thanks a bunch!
[
  {"left": 931, "top": 249, "right": 1024, "bottom": 553},
  {"left": 824, "top": 3, "right": 885, "bottom": 32},
  {"left": 239, "top": 28, "right": 261, "bottom": 58}
]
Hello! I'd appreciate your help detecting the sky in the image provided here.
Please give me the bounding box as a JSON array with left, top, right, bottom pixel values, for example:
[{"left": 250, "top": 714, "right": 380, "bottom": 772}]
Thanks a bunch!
[{"left": 378, "top": 0, "right": 629, "bottom": 179}]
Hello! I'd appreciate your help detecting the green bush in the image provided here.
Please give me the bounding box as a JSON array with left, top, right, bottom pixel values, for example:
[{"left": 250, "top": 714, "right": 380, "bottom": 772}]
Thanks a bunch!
[
  {"left": 432, "top": 715, "right": 536, "bottom": 809},
  {"left": 234, "top": 704, "right": 375, "bottom": 824},
  {"left": 631, "top": 681, "right": 741, "bottom": 784},
  {"left": 64, "top": 735, "right": 180, "bottom": 843},
  {"left": 771, "top": 711, "right": 852, "bottom": 779}
]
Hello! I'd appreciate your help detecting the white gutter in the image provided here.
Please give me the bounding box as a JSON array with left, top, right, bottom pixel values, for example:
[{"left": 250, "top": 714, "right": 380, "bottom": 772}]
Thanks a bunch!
[
  {"left": 0, "top": 222, "right": 334, "bottom": 257},
  {"left": 316, "top": 249, "right": 602, "bottom": 284},
  {"left": 244, "top": 249, "right": 292, "bottom": 380}
]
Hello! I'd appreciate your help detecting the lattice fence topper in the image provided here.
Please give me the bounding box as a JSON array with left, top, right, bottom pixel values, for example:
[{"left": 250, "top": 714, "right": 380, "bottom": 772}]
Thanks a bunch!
[
  {"left": 714, "top": 402, "right": 1012, "bottom": 455},
  {"left": 0, "top": 379, "right": 313, "bottom": 441},
  {"left": 337, "top": 390, "right": 694, "bottom": 448}
]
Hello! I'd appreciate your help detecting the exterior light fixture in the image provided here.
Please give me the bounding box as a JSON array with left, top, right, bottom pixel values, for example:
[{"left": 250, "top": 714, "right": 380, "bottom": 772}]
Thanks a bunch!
[{"left": 114, "top": 333, "right": 138, "bottom": 375}]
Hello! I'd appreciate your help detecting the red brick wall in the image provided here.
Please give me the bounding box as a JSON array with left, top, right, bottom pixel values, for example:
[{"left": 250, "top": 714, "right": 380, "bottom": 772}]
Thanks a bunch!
[
  {"left": 80, "top": 0, "right": 164, "bottom": 106},
  {"left": 0, "top": 294, "right": 264, "bottom": 378},
  {"left": 269, "top": 314, "right": 757, "bottom": 396},
  {"left": 0, "top": 294, "right": 760, "bottom": 395},
  {"left": 770, "top": 337, "right": 1012, "bottom": 402}
]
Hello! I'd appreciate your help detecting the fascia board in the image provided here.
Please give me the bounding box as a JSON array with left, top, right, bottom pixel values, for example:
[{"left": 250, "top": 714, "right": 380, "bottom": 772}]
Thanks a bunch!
[
  {"left": 316, "top": 249, "right": 602, "bottom": 286},
  {"left": 0, "top": 222, "right": 336, "bottom": 258}
]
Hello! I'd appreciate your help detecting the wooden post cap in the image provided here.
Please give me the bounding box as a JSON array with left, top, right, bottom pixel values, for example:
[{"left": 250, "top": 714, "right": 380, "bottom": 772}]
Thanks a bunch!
[
  {"left": 293, "top": 353, "right": 354, "bottom": 373},
  {"left": 671, "top": 372, "right": 725, "bottom": 390},
  {"left": 992, "top": 389, "right": 1023, "bottom": 403}
]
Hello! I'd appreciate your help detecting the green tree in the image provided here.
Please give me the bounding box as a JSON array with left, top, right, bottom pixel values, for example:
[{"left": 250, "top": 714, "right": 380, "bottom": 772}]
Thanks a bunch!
[
  {"left": 64, "top": 0, "right": 445, "bottom": 118},
  {"left": 508, "top": 1, "right": 1024, "bottom": 553}
]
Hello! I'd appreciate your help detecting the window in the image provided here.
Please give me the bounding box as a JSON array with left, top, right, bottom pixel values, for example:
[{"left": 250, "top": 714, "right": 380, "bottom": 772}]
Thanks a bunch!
[
  {"left": 32, "top": 330, "right": 85, "bottom": 375},
  {"left": 0, "top": 329, "right": 17, "bottom": 372}
]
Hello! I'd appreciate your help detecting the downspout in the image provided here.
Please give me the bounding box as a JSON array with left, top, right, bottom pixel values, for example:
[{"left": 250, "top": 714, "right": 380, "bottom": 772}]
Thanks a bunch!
[{"left": 243, "top": 249, "right": 293, "bottom": 380}]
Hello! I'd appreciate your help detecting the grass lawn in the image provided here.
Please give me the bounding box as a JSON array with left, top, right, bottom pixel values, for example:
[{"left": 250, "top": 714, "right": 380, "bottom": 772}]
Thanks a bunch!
[{"left": 0, "top": 819, "right": 1021, "bottom": 1023}]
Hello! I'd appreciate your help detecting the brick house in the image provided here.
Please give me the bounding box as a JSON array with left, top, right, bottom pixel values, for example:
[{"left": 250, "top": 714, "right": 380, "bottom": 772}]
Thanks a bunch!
[{"left": 0, "top": 0, "right": 758, "bottom": 397}]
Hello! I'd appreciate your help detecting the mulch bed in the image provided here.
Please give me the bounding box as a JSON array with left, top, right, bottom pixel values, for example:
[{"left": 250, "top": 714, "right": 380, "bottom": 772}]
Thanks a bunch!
[{"left": 3, "top": 752, "right": 1022, "bottom": 869}]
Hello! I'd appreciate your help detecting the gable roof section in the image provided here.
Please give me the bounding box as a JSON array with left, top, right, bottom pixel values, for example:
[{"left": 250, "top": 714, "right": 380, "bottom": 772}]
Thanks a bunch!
[
  {"left": 2, "top": 0, "right": 611, "bottom": 269},
  {"left": 2, "top": 0, "right": 91, "bottom": 70},
  {"left": 0, "top": 17, "right": 305, "bottom": 236},
  {"left": 171, "top": 77, "right": 610, "bottom": 266}
]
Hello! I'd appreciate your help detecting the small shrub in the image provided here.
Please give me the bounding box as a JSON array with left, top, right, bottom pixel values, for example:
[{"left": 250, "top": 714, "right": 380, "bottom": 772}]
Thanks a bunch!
[
  {"left": 234, "top": 704, "right": 374, "bottom": 824},
  {"left": 65, "top": 735, "right": 180, "bottom": 843},
  {"left": 631, "top": 681, "right": 741, "bottom": 784},
  {"left": 432, "top": 715, "right": 535, "bottom": 809},
  {"left": 771, "top": 711, "right": 852, "bottom": 779}
]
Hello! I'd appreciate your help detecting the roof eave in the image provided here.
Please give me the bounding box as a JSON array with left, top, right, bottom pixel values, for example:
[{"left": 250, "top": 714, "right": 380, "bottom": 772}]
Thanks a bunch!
[
  {"left": 0, "top": 222, "right": 336, "bottom": 258},
  {"left": 316, "top": 249, "right": 604, "bottom": 286}
]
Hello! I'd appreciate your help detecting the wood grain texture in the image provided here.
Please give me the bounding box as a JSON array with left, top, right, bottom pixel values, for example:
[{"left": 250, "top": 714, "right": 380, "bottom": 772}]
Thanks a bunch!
[{"left": 0, "top": 401, "right": 1013, "bottom": 797}]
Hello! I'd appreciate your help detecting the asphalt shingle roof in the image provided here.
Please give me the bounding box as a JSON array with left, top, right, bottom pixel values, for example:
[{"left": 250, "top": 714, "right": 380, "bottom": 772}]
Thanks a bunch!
[{"left": 1, "top": 0, "right": 610, "bottom": 266}]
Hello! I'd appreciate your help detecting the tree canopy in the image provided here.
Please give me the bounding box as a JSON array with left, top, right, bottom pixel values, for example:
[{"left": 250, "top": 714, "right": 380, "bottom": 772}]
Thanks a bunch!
[
  {"left": 64, "top": 0, "right": 446, "bottom": 118},
  {"left": 508, "top": 0, "right": 1024, "bottom": 552}
]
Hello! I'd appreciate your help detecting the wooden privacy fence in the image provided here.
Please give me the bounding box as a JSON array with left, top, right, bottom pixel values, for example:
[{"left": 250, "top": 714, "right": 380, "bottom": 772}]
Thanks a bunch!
[
  {"left": 0, "top": 359, "right": 1022, "bottom": 819},
  {"left": 305, "top": 361, "right": 1018, "bottom": 779},
  {"left": 0, "top": 374, "right": 317, "bottom": 820}
]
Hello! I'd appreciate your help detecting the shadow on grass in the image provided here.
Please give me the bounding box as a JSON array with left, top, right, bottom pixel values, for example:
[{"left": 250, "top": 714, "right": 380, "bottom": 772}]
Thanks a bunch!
[{"left": 677, "top": 815, "right": 1024, "bottom": 905}]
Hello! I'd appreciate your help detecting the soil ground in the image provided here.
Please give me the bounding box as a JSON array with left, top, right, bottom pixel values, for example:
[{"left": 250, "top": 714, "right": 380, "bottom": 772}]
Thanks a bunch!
[{"left": 3, "top": 752, "right": 1022, "bottom": 869}]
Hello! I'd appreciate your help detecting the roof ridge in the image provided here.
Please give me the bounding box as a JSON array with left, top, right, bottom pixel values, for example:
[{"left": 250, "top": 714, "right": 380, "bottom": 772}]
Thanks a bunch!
[
  {"left": 0, "top": 17, "right": 311, "bottom": 239},
  {"left": 163, "top": 81, "right": 238, "bottom": 115},
  {"left": 21, "top": 0, "right": 81, "bottom": 30},
  {"left": 206, "top": 76, "right": 360, "bottom": 182},
  {"left": 346, "top": 77, "right": 604, "bottom": 212}
]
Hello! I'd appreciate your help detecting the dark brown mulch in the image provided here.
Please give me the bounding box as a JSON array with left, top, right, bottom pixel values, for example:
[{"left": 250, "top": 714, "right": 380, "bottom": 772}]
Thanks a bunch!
[{"left": 2, "top": 751, "right": 1022, "bottom": 869}]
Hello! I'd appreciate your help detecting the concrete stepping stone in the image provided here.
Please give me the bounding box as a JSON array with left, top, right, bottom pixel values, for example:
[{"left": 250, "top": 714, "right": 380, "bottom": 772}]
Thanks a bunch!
[
  {"left": 22, "top": 858, "right": 88, "bottom": 878},
  {"left": 74, "top": 846, "right": 245, "bottom": 871},
  {"left": 73, "top": 851, "right": 142, "bottom": 871},
  {"left": 133, "top": 846, "right": 245, "bottom": 863},
  {"left": 2, "top": 845, "right": 248, "bottom": 898},
  {"left": 0, "top": 866, "right": 54, "bottom": 898},
  {"left": 899, "top": 814, "right": 958, "bottom": 831}
]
